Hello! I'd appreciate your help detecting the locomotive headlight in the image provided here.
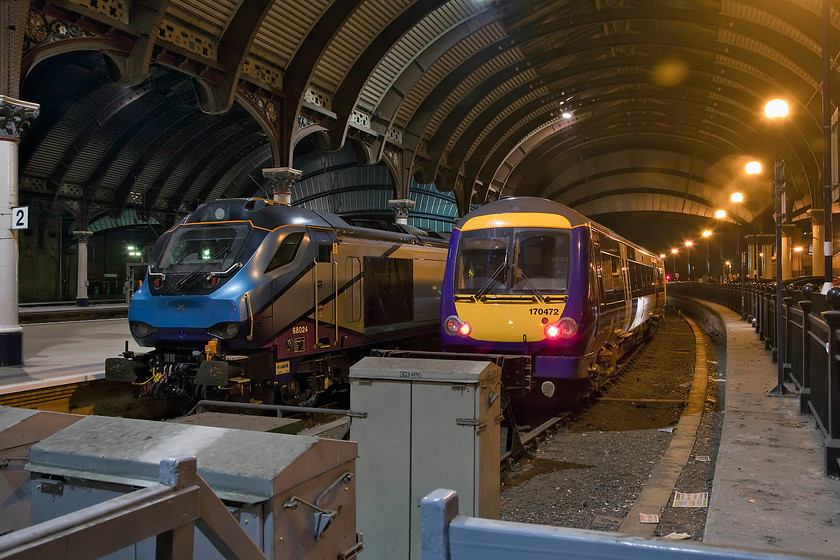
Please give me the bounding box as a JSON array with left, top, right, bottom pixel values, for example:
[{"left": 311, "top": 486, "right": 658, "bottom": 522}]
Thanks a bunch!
[
  {"left": 207, "top": 322, "right": 240, "bottom": 339},
  {"left": 541, "top": 381, "right": 556, "bottom": 398},
  {"left": 130, "top": 321, "right": 158, "bottom": 338},
  {"left": 544, "top": 317, "right": 578, "bottom": 340},
  {"left": 444, "top": 315, "right": 471, "bottom": 337}
]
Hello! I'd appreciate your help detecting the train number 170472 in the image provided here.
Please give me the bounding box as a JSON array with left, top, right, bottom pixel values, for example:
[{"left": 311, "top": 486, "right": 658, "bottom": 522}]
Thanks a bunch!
[{"left": 529, "top": 308, "right": 559, "bottom": 316}]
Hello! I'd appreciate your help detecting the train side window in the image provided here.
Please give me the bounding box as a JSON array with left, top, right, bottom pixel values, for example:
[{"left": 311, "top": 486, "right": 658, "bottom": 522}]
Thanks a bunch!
[
  {"left": 317, "top": 243, "right": 332, "bottom": 263},
  {"left": 613, "top": 256, "right": 625, "bottom": 301},
  {"left": 602, "top": 252, "right": 624, "bottom": 303},
  {"left": 629, "top": 262, "right": 639, "bottom": 297},
  {"left": 266, "top": 232, "right": 304, "bottom": 272}
]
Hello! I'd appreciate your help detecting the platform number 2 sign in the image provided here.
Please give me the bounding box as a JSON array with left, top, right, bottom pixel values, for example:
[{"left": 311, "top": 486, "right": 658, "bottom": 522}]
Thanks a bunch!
[{"left": 11, "top": 207, "right": 28, "bottom": 230}]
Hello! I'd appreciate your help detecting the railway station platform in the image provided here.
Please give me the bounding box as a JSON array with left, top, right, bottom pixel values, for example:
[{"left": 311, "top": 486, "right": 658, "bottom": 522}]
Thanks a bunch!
[
  {"left": 694, "top": 299, "right": 840, "bottom": 556},
  {"left": 0, "top": 307, "right": 142, "bottom": 396}
]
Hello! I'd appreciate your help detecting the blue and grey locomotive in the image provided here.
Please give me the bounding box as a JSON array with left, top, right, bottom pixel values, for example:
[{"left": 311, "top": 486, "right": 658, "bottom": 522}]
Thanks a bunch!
[
  {"left": 440, "top": 197, "right": 665, "bottom": 422},
  {"left": 106, "top": 198, "right": 448, "bottom": 405}
]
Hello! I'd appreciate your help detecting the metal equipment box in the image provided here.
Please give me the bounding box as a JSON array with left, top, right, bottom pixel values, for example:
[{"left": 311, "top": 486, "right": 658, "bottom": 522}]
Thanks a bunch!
[
  {"left": 349, "top": 357, "right": 501, "bottom": 559},
  {"left": 26, "top": 415, "right": 360, "bottom": 559},
  {"left": 0, "top": 406, "right": 82, "bottom": 536}
]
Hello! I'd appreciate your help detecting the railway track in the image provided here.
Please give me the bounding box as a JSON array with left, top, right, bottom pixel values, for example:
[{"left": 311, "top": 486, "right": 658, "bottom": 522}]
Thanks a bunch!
[{"left": 499, "top": 326, "right": 658, "bottom": 472}]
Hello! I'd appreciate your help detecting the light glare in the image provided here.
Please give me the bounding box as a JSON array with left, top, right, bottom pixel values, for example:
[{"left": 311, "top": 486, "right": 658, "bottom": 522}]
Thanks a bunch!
[
  {"left": 745, "top": 161, "right": 761, "bottom": 175},
  {"left": 715, "top": 209, "right": 726, "bottom": 219},
  {"left": 765, "top": 99, "right": 789, "bottom": 119},
  {"left": 731, "top": 192, "right": 744, "bottom": 203}
]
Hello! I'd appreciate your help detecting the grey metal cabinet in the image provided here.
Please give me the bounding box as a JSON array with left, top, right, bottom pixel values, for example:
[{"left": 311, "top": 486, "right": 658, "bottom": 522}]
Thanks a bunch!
[{"left": 350, "top": 357, "right": 501, "bottom": 560}]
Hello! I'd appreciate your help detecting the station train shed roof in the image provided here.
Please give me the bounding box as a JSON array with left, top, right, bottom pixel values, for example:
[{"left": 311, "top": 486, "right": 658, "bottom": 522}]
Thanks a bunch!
[{"left": 4, "top": 0, "right": 839, "bottom": 249}]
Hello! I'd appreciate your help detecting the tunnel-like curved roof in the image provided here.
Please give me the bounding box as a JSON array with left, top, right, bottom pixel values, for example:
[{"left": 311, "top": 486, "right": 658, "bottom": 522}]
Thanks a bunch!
[{"left": 11, "top": 0, "right": 840, "bottom": 246}]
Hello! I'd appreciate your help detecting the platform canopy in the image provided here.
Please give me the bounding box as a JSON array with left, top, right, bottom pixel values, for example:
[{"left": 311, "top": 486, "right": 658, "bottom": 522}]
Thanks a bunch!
[{"left": 3, "top": 1, "right": 836, "bottom": 246}]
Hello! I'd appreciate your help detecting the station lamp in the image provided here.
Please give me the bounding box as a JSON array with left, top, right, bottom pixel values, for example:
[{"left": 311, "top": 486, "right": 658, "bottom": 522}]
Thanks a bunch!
[
  {"left": 765, "top": 97, "right": 789, "bottom": 396},
  {"left": 684, "top": 240, "right": 693, "bottom": 280}
]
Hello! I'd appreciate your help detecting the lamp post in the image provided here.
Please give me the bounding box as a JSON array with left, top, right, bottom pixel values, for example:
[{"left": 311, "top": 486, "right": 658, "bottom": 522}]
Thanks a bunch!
[
  {"left": 725, "top": 260, "right": 732, "bottom": 281},
  {"left": 793, "top": 246, "right": 803, "bottom": 276},
  {"left": 685, "top": 240, "right": 693, "bottom": 280},
  {"left": 671, "top": 248, "right": 678, "bottom": 280},
  {"left": 731, "top": 190, "right": 746, "bottom": 314},
  {"left": 715, "top": 210, "right": 726, "bottom": 281},
  {"left": 765, "top": 98, "right": 789, "bottom": 396},
  {"left": 731, "top": 190, "right": 746, "bottom": 279},
  {"left": 702, "top": 230, "right": 712, "bottom": 279}
]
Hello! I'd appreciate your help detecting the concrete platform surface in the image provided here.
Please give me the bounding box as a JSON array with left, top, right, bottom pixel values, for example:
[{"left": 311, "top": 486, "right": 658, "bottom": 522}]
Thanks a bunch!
[
  {"left": 0, "top": 318, "right": 148, "bottom": 393},
  {"left": 703, "top": 303, "right": 840, "bottom": 557}
]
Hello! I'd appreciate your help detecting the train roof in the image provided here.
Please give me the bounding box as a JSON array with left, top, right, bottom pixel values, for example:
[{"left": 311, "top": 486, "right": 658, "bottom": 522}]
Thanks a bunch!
[
  {"left": 457, "top": 197, "right": 659, "bottom": 259},
  {"left": 186, "top": 198, "right": 448, "bottom": 247}
]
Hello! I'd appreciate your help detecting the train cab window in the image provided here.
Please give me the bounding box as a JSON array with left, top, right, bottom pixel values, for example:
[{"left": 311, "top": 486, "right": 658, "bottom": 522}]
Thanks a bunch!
[
  {"left": 154, "top": 223, "right": 249, "bottom": 273},
  {"left": 454, "top": 231, "right": 509, "bottom": 293},
  {"left": 512, "top": 230, "right": 570, "bottom": 294},
  {"left": 454, "top": 228, "right": 570, "bottom": 296},
  {"left": 266, "top": 232, "right": 303, "bottom": 272}
]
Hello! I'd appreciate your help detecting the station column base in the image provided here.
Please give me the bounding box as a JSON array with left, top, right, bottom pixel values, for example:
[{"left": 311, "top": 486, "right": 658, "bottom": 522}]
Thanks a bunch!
[{"left": 0, "top": 331, "right": 22, "bottom": 366}]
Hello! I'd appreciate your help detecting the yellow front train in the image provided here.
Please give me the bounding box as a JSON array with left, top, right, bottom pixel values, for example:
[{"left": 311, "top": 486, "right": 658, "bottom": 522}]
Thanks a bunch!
[{"left": 440, "top": 197, "right": 665, "bottom": 423}]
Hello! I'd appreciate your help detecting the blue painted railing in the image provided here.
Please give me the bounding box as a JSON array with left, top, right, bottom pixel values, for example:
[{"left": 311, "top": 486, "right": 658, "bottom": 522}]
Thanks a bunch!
[{"left": 421, "top": 489, "right": 813, "bottom": 560}]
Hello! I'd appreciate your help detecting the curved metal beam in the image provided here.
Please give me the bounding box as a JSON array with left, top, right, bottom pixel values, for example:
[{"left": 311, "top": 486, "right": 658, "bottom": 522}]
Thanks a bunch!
[
  {"left": 277, "top": 0, "right": 365, "bottom": 166},
  {"left": 115, "top": 0, "right": 170, "bottom": 85},
  {"left": 195, "top": 135, "right": 270, "bottom": 201},
  {"left": 138, "top": 113, "right": 245, "bottom": 212},
  {"left": 45, "top": 72, "right": 182, "bottom": 216},
  {"left": 20, "top": 53, "right": 112, "bottom": 171},
  {"left": 464, "top": 84, "right": 816, "bottom": 206},
  {"left": 324, "top": 0, "right": 451, "bottom": 151},
  {"left": 165, "top": 125, "right": 263, "bottom": 214},
  {"left": 369, "top": 7, "right": 502, "bottom": 158},
  {"left": 82, "top": 82, "right": 195, "bottom": 204},
  {"left": 194, "top": 0, "right": 273, "bottom": 113},
  {"left": 490, "top": 105, "right": 810, "bottom": 204},
  {"left": 437, "top": 43, "right": 818, "bottom": 193}
]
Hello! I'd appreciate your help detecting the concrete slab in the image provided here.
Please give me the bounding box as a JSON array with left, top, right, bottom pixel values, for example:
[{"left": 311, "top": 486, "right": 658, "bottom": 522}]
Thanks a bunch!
[
  {"left": 169, "top": 412, "right": 303, "bottom": 434},
  {"left": 702, "top": 303, "right": 840, "bottom": 557},
  {"left": 0, "top": 318, "right": 149, "bottom": 392}
]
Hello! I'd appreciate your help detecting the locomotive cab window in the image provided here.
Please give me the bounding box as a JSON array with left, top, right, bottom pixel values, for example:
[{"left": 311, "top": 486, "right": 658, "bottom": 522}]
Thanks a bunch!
[
  {"left": 153, "top": 223, "right": 249, "bottom": 273},
  {"left": 266, "top": 231, "right": 304, "bottom": 272},
  {"left": 512, "top": 230, "right": 570, "bottom": 293},
  {"left": 454, "top": 228, "right": 570, "bottom": 296},
  {"left": 455, "top": 231, "right": 509, "bottom": 293}
]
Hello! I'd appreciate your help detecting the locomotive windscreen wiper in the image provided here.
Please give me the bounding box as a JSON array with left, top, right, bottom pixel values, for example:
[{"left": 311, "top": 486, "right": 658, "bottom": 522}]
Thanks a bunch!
[
  {"left": 474, "top": 261, "right": 508, "bottom": 300},
  {"left": 175, "top": 245, "right": 232, "bottom": 291},
  {"left": 513, "top": 266, "right": 546, "bottom": 303}
]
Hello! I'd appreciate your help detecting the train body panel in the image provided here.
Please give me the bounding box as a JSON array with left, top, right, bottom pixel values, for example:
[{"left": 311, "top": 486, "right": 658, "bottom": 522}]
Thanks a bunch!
[
  {"left": 109, "top": 198, "right": 448, "bottom": 404},
  {"left": 440, "top": 197, "right": 664, "bottom": 422}
]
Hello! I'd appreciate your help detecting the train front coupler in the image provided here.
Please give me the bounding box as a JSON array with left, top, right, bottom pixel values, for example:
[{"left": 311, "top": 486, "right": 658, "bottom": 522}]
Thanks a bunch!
[{"left": 105, "top": 342, "right": 150, "bottom": 383}]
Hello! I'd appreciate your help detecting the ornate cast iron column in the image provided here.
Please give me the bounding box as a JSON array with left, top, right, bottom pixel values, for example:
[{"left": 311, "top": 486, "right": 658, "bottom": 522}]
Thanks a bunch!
[
  {"left": 809, "top": 209, "right": 825, "bottom": 278},
  {"left": 389, "top": 199, "right": 415, "bottom": 225},
  {"left": 0, "top": 95, "right": 39, "bottom": 366},
  {"left": 262, "top": 167, "right": 302, "bottom": 205},
  {"left": 74, "top": 230, "right": 93, "bottom": 307},
  {"left": 781, "top": 224, "right": 795, "bottom": 281}
]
